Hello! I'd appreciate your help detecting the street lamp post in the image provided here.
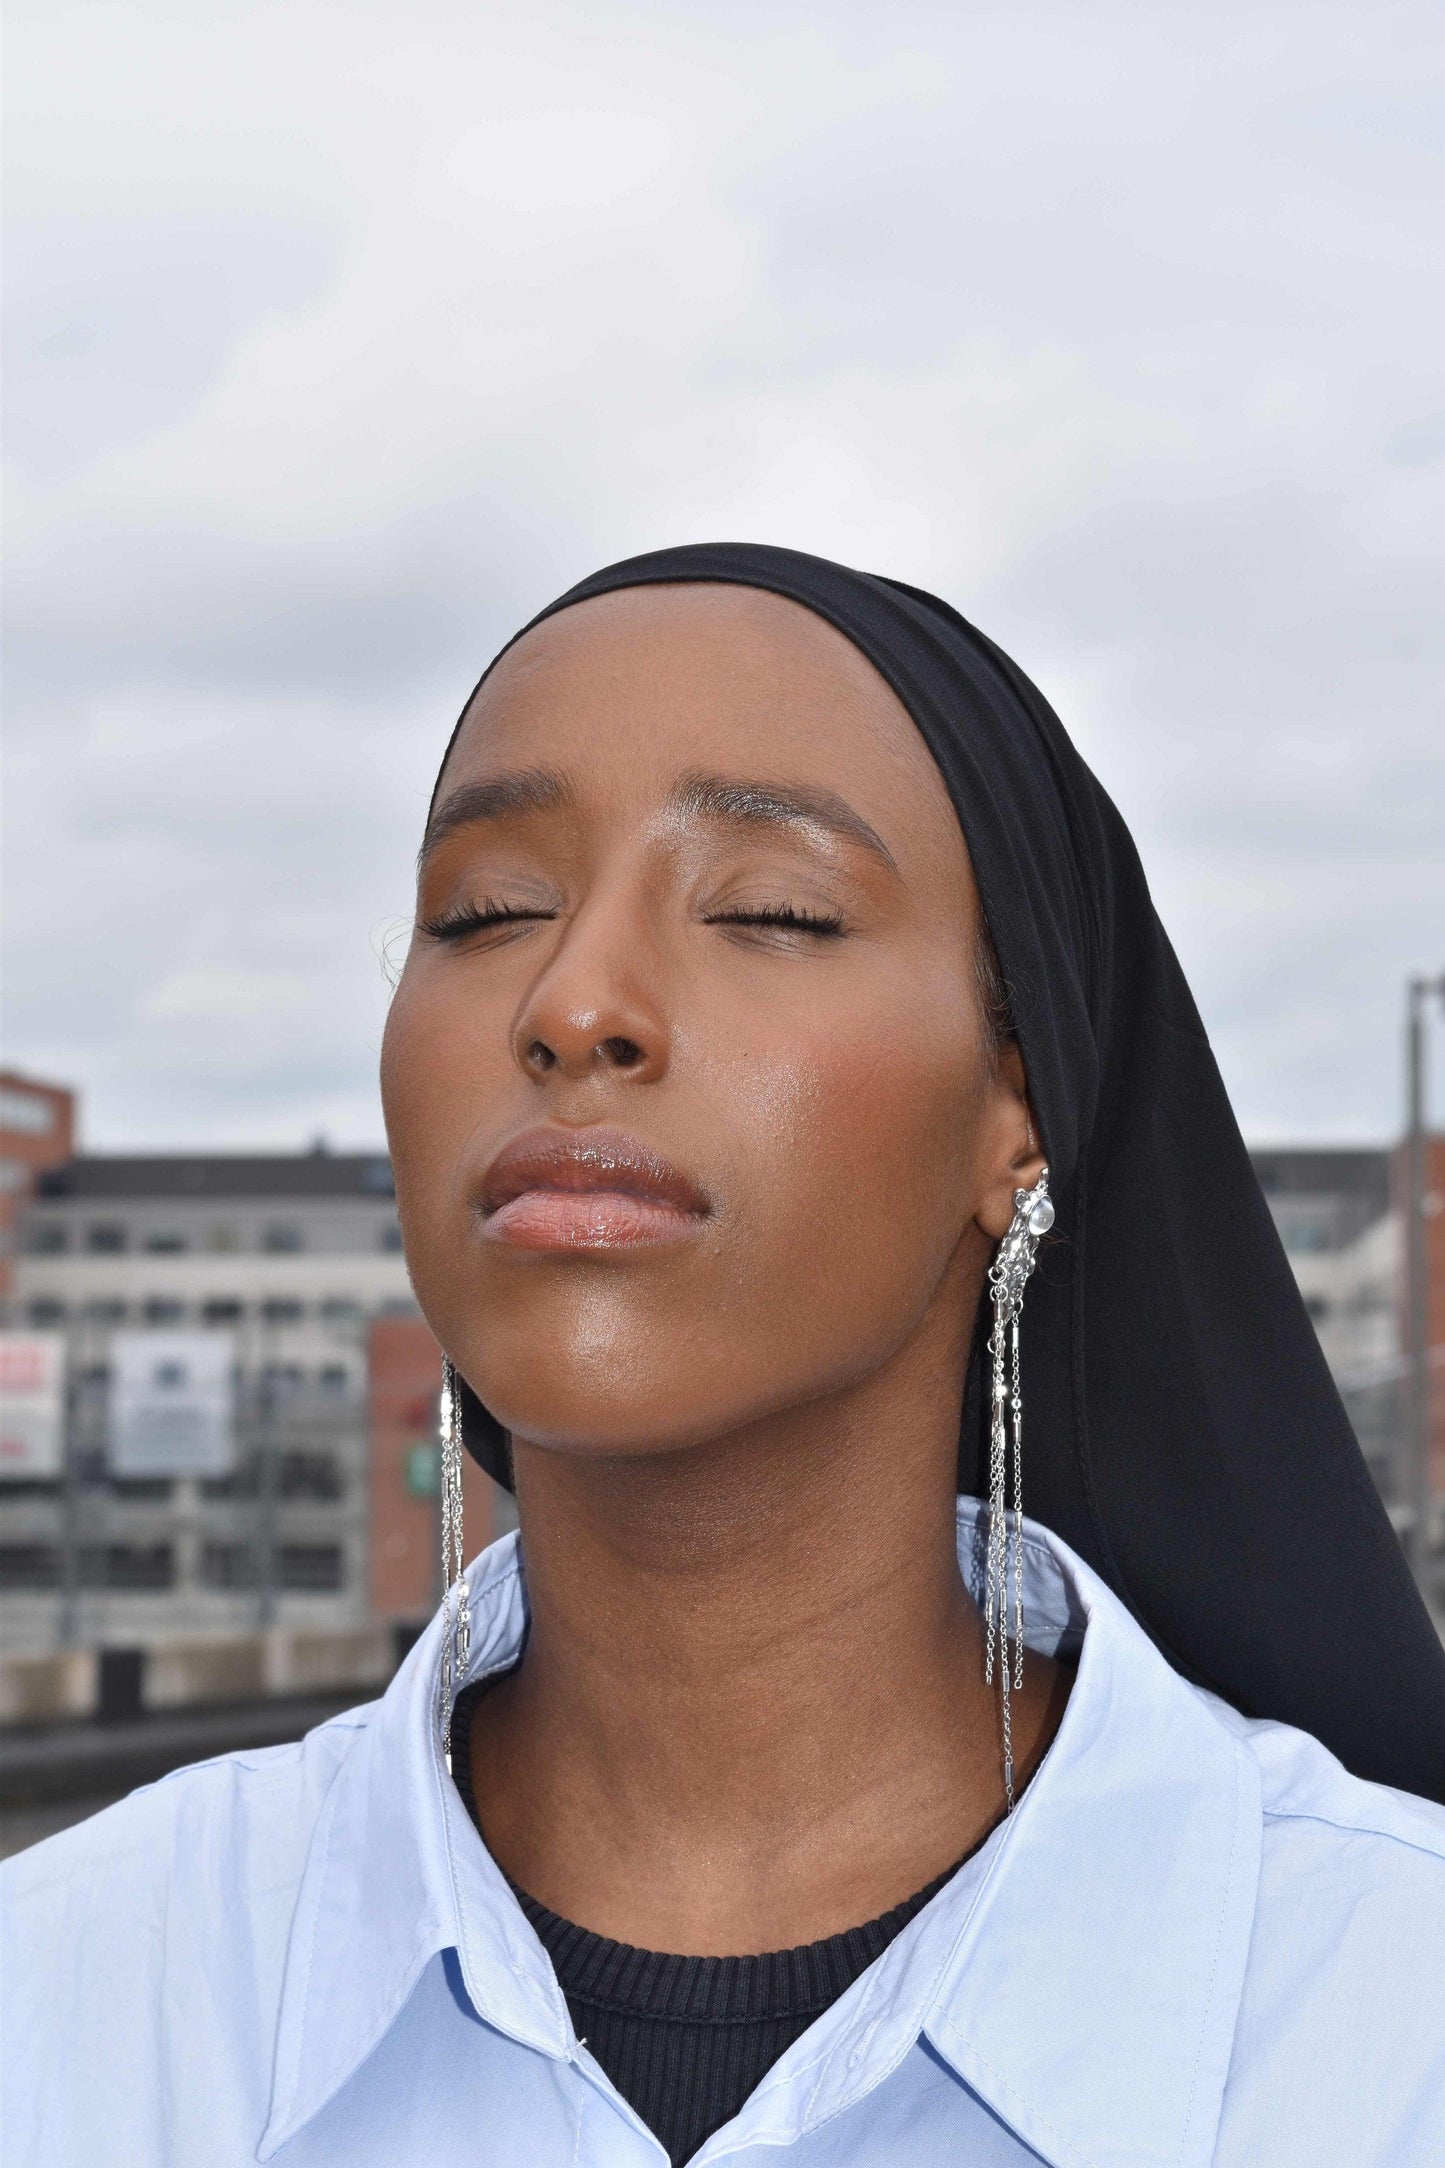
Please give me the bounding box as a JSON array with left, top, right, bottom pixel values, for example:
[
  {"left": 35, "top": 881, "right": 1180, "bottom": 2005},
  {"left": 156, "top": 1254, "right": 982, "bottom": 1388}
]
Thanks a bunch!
[
  {"left": 1404, "top": 973, "right": 1445, "bottom": 1593},
  {"left": 255, "top": 1337, "right": 278, "bottom": 1631},
  {"left": 56, "top": 1337, "right": 82, "bottom": 1648}
]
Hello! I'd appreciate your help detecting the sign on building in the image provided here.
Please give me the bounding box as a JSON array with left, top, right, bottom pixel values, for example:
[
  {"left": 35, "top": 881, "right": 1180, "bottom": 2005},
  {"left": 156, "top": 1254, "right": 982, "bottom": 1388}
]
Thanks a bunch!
[
  {"left": 0, "top": 1332, "right": 66, "bottom": 1477},
  {"left": 110, "top": 1331, "right": 237, "bottom": 1477}
]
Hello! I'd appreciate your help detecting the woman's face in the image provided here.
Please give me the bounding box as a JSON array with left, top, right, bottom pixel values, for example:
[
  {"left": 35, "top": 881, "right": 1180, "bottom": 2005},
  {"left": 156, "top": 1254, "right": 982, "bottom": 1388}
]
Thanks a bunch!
[{"left": 382, "top": 583, "right": 1031, "bottom": 1456}]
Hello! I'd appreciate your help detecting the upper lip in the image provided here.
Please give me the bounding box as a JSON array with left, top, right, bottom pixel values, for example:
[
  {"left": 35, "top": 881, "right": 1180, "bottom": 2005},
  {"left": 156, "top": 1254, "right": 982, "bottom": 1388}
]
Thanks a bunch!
[{"left": 479, "top": 1125, "right": 711, "bottom": 1216}]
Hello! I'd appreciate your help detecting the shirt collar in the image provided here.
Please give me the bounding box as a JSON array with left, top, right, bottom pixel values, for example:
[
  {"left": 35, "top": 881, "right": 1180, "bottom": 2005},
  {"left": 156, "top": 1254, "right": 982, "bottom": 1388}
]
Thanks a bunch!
[
  {"left": 920, "top": 1510, "right": 1263, "bottom": 2168},
  {"left": 260, "top": 1505, "right": 1261, "bottom": 2167},
  {"left": 259, "top": 1537, "right": 566, "bottom": 2158}
]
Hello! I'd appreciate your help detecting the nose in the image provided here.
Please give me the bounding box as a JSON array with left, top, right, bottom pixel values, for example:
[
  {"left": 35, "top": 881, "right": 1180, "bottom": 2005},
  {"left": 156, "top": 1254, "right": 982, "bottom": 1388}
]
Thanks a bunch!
[{"left": 511, "top": 891, "right": 670, "bottom": 1089}]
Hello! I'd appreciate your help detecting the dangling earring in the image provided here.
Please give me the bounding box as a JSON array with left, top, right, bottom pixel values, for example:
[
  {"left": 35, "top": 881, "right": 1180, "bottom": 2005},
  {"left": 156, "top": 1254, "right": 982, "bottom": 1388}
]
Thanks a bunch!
[
  {"left": 984, "top": 1163, "right": 1053, "bottom": 1812},
  {"left": 437, "top": 1355, "right": 471, "bottom": 1770}
]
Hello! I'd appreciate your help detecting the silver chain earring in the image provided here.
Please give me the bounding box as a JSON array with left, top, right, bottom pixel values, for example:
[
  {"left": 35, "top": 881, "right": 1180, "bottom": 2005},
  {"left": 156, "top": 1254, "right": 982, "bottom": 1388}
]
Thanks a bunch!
[
  {"left": 437, "top": 1356, "right": 471, "bottom": 1770},
  {"left": 984, "top": 1164, "right": 1053, "bottom": 1812}
]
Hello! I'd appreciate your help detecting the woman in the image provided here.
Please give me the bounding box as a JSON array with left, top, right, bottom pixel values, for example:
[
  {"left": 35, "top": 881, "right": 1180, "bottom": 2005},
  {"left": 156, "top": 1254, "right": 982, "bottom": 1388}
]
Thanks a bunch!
[{"left": 5, "top": 542, "right": 1445, "bottom": 2166}]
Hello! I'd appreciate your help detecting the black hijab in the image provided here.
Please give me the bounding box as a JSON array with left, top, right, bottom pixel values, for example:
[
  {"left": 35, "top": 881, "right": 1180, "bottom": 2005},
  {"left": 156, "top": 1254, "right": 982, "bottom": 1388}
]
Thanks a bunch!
[{"left": 435, "top": 540, "right": 1445, "bottom": 1803}]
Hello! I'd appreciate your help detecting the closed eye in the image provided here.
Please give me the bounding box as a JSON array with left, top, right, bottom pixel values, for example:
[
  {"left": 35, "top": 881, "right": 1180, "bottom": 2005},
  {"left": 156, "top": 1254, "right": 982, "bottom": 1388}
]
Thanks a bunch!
[
  {"left": 417, "top": 898, "right": 558, "bottom": 942},
  {"left": 704, "top": 903, "right": 846, "bottom": 938}
]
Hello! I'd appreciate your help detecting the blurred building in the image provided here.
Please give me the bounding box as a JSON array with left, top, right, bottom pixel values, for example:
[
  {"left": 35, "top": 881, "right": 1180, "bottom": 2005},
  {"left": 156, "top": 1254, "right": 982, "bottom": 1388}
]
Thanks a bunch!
[
  {"left": 0, "top": 1145, "right": 505, "bottom": 1715},
  {"left": 2, "top": 1128, "right": 1433, "bottom": 1717},
  {"left": 368, "top": 1313, "right": 495, "bottom": 1620},
  {"left": 1250, "top": 1142, "right": 1445, "bottom": 1519},
  {"left": 0, "top": 1071, "right": 77, "bottom": 1299},
  {"left": 1426, "top": 1135, "right": 1445, "bottom": 1493}
]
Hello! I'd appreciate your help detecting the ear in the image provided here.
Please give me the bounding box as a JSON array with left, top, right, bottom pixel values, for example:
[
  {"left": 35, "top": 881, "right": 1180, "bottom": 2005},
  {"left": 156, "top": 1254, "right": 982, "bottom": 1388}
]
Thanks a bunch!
[{"left": 974, "top": 1041, "right": 1046, "bottom": 1242}]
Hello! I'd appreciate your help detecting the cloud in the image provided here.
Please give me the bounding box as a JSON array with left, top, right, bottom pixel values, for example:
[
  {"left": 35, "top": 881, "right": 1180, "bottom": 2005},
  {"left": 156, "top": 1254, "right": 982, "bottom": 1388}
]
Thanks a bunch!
[{"left": 3, "top": 0, "right": 1442, "bottom": 1146}]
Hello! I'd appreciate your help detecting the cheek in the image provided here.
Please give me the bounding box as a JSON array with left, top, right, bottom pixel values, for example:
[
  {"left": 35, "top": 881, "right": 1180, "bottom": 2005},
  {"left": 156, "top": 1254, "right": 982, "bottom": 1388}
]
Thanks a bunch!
[
  {"left": 379, "top": 949, "right": 983, "bottom": 1450},
  {"left": 380, "top": 969, "right": 510, "bottom": 1211},
  {"left": 702, "top": 978, "right": 981, "bottom": 1354}
]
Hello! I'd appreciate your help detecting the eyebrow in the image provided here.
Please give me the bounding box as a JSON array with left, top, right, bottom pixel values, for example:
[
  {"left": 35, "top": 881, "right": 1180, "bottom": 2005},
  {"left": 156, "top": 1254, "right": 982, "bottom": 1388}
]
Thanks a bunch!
[
  {"left": 419, "top": 767, "right": 572, "bottom": 866},
  {"left": 417, "top": 763, "right": 897, "bottom": 874},
  {"left": 672, "top": 771, "right": 898, "bottom": 871}
]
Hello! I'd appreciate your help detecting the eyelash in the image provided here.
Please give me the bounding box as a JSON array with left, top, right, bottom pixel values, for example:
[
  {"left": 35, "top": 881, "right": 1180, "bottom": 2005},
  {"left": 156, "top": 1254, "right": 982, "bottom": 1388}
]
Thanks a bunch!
[
  {"left": 417, "top": 898, "right": 552, "bottom": 942},
  {"left": 417, "top": 899, "right": 846, "bottom": 942},
  {"left": 707, "top": 902, "right": 845, "bottom": 938}
]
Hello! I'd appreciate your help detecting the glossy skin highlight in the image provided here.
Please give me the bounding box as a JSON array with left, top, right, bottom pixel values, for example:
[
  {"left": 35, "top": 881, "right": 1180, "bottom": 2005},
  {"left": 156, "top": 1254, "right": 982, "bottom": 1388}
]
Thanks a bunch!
[{"left": 381, "top": 584, "right": 1066, "bottom": 1954}]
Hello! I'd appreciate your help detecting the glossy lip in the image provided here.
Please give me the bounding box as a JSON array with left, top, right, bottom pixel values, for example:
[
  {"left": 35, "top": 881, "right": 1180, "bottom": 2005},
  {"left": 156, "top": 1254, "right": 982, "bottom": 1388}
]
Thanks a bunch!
[{"left": 477, "top": 1125, "right": 711, "bottom": 1251}]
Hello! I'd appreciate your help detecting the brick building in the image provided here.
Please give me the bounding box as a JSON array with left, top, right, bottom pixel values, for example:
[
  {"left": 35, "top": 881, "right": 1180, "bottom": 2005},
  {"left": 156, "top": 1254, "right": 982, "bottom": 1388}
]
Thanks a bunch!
[
  {"left": 0, "top": 1072, "right": 77, "bottom": 1297},
  {"left": 368, "top": 1315, "right": 498, "bottom": 1624}
]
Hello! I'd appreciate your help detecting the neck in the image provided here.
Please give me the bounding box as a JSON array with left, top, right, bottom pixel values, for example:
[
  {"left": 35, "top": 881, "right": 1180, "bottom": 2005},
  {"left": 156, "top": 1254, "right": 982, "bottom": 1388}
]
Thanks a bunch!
[{"left": 465, "top": 1324, "right": 1068, "bottom": 1954}]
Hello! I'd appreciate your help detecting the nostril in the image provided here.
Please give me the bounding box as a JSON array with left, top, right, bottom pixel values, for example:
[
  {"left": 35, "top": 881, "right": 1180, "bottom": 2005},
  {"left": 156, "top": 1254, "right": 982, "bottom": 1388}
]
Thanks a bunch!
[
  {"left": 602, "top": 1036, "right": 644, "bottom": 1070},
  {"left": 526, "top": 1039, "right": 558, "bottom": 1072}
]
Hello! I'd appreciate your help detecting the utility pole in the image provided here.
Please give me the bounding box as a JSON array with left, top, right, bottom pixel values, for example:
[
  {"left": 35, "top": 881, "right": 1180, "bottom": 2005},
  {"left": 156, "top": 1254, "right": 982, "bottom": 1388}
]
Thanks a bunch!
[
  {"left": 56, "top": 1333, "right": 82, "bottom": 1647},
  {"left": 1403, "top": 973, "right": 1445, "bottom": 1593},
  {"left": 255, "top": 1339, "right": 278, "bottom": 1630}
]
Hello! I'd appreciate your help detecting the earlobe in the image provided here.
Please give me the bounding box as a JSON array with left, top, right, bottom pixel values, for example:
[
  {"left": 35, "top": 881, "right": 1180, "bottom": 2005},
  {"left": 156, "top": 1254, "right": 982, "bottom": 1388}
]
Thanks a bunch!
[{"left": 976, "top": 1138, "right": 1048, "bottom": 1241}]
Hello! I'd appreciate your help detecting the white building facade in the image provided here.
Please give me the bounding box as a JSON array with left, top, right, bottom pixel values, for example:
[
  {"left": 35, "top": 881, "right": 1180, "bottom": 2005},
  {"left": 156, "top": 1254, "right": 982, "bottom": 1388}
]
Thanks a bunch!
[{"left": 0, "top": 1151, "right": 417, "bottom": 1669}]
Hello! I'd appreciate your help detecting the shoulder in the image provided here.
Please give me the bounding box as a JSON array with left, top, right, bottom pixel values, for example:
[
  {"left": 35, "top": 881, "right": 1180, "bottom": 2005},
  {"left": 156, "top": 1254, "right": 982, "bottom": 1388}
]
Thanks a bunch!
[
  {"left": 1244, "top": 1707, "right": 1445, "bottom": 2003},
  {"left": 1, "top": 1701, "right": 373, "bottom": 2010},
  {"left": 1207, "top": 1689, "right": 1445, "bottom": 1883},
  {"left": 1196, "top": 1693, "right": 1445, "bottom": 2162},
  {"left": 1203, "top": 1686, "right": 1445, "bottom": 1950}
]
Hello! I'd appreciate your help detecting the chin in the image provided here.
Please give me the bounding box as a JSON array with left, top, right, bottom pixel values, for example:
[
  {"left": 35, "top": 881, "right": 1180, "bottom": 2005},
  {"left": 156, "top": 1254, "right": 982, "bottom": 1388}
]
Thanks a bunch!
[{"left": 483, "top": 1382, "right": 746, "bottom": 1459}]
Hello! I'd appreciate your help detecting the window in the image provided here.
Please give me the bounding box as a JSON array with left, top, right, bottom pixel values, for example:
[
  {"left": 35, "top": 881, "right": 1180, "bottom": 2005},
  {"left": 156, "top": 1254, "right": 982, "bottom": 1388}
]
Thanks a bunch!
[
  {"left": 143, "top": 1298, "right": 185, "bottom": 1325},
  {"left": 319, "top": 1296, "right": 360, "bottom": 1322},
  {"left": 1304, "top": 1295, "right": 1332, "bottom": 1325},
  {"left": 110, "top": 1476, "right": 174, "bottom": 1503},
  {"left": 142, "top": 1230, "right": 188, "bottom": 1254},
  {"left": 204, "top": 1222, "right": 239, "bottom": 1252},
  {"left": 86, "top": 1223, "right": 127, "bottom": 1254},
  {"left": 0, "top": 1158, "right": 29, "bottom": 1194},
  {"left": 378, "top": 1220, "right": 404, "bottom": 1252},
  {"left": 280, "top": 1544, "right": 344, "bottom": 1592},
  {"left": 361, "top": 1159, "right": 395, "bottom": 1195},
  {"left": 24, "top": 1222, "right": 69, "bottom": 1254},
  {"left": 0, "top": 1088, "right": 55, "bottom": 1135},
  {"left": 83, "top": 1298, "right": 127, "bottom": 1324},
  {"left": 200, "top": 1540, "right": 344, "bottom": 1590},
  {"left": 317, "top": 1363, "right": 352, "bottom": 1396},
  {"left": 281, "top": 1449, "right": 342, "bottom": 1499},
  {"left": 86, "top": 1543, "right": 174, "bottom": 1591},
  {"left": 202, "top": 1298, "right": 243, "bottom": 1324},
  {"left": 262, "top": 1223, "right": 303, "bottom": 1254},
  {"left": 200, "top": 1467, "right": 254, "bottom": 1501},
  {"left": 0, "top": 1543, "right": 60, "bottom": 1590},
  {"left": 200, "top": 1541, "right": 255, "bottom": 1589},
  {"left": 27, "top": 1297, "right": 66, "bottom": 1326},
  {"left": 261, "top": 1297, "right": 303, "bottom": 1325},
  {"left": 0, "top": 1474, "right": 61, "bottom": 1500}
]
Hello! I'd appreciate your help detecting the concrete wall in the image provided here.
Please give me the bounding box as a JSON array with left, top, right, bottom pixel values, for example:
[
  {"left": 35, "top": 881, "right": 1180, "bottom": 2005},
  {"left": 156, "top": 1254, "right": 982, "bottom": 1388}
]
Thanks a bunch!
[{"left": 0, "top": 1624, "right": 394, "bottom": 1723}]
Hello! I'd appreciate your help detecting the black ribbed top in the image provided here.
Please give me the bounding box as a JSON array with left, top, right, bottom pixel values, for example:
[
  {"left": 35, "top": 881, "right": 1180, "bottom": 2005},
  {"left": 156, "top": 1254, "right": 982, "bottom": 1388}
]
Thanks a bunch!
[{"left": 450, "top": 1679, "right": 974, "bottom": 2164}]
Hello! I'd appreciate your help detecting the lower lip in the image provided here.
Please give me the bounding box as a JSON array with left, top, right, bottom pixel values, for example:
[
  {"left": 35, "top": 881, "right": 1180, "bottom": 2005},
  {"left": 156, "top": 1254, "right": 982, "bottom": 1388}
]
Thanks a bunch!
[{"left": 482, "top": 1189, "right": 704, "bottom": 1251}]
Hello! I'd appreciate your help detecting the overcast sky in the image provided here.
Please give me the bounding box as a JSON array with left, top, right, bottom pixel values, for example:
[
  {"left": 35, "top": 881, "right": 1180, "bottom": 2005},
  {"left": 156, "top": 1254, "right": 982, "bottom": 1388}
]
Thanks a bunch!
[{"left": 4, "top": 0, "right": 1442, "bottom": 1150}]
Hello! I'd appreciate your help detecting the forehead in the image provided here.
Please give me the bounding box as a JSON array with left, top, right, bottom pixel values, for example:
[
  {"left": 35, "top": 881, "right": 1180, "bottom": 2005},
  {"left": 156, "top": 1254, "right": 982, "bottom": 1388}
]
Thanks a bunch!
[{"left": 444, "top": 583, "right": 965, "bottom": 869}]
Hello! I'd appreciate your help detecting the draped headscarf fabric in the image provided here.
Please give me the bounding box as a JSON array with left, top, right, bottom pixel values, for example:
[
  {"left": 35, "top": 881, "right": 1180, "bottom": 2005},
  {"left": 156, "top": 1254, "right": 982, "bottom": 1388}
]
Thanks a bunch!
[{"left": 435, "top": 541, "right": 1445, "bottom": 1803}]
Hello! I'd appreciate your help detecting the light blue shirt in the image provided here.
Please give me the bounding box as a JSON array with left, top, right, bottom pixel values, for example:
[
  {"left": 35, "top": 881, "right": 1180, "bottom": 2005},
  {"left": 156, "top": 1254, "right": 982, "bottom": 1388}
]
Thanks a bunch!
[{"left": 4, "top": 1499, "right": 1443, "bottom": 2166}]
